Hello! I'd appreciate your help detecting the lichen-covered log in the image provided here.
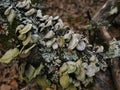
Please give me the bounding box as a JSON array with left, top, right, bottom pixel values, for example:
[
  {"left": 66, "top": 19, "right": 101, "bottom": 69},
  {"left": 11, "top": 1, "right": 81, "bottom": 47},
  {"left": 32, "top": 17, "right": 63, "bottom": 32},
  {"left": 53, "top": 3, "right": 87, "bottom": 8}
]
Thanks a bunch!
[{"left": 0, "top": 0, "right": 120, "bottom": 90}]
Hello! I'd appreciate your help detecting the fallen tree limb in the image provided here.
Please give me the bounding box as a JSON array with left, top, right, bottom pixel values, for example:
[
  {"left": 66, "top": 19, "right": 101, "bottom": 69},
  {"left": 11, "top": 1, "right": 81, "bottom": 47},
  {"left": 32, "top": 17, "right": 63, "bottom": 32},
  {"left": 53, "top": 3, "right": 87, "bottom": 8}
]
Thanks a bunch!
[
  {"left": 91, "top": 0, "right": 120, "bottom": 90},
  {"left": 92, "top": 0, "right": 120, "bottom": 44}
]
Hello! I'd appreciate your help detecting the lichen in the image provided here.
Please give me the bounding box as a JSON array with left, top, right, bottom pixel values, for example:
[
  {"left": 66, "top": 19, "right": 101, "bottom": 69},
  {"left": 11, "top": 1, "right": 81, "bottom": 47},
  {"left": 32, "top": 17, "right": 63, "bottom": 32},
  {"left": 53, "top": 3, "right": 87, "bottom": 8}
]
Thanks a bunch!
[{"left": 0, "top": 0, "right": 110, "bottom": 89}]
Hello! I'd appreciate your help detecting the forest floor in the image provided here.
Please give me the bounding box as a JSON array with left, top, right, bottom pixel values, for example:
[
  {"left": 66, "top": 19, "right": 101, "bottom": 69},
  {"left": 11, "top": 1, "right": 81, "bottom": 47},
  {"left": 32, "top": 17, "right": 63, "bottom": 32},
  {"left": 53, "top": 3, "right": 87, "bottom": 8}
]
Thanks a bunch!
[
  {"left": 42, "top": 0, "right": 106, "bottom": 33},
  {"left": 0, "top": 0, "right": 120, "bottom": 90}
]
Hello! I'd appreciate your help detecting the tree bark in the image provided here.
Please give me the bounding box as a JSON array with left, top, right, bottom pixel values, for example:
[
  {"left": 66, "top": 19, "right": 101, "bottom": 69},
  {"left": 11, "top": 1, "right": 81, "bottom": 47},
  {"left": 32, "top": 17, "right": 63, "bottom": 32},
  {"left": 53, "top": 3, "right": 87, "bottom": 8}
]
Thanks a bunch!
[
  {"left": 93, "top": 0, "right": 120, "bottom": 23},
  {"left": 110, "top": 58, "right": 120, "bottom": 90}
]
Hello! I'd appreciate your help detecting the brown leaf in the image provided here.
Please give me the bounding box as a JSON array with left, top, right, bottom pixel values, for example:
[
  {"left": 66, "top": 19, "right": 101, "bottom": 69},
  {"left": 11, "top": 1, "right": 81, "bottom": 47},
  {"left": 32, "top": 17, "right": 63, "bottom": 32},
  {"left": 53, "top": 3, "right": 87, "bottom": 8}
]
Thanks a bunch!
[
  {"left": 0, "top": 84, "right": 11, "bottom": 90},
  {"left": 9, "top": 79, "right": 18, "bottom": 89}
]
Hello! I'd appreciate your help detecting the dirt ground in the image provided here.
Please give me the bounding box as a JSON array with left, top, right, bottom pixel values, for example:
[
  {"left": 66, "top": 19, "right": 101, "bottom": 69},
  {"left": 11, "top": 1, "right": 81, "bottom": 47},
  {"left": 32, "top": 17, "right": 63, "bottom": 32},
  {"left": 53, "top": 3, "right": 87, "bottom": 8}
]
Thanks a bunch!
[{"left": 0, "top": 0, "right": 120, "bottom": 90}]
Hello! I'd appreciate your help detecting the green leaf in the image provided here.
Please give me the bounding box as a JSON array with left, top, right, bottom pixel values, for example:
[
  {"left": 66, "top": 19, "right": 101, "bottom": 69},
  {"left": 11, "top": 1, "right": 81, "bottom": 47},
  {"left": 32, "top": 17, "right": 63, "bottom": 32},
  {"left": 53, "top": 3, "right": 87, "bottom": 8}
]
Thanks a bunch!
[{"left": 0, "top": 48, "right": 19, "bottom": 63}]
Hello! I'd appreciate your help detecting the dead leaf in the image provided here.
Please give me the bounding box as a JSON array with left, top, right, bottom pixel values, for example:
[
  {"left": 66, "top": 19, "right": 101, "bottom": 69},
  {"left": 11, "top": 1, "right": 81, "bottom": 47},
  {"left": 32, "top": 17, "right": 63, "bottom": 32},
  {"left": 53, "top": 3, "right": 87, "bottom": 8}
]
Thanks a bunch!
[
  {"left": 0, "top": 84, "right": 11, "bottom": 90},
  {"left": 9, "top": 79, "right": 18, "bottom": 89}
]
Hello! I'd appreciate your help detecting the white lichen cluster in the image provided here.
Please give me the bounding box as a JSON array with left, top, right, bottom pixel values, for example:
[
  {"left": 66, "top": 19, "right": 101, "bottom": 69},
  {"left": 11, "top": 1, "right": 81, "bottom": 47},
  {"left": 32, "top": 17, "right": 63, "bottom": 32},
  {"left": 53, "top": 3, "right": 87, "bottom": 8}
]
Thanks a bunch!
[{"left": 2, "top": 0, "right": 108, "bottom": 89}]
